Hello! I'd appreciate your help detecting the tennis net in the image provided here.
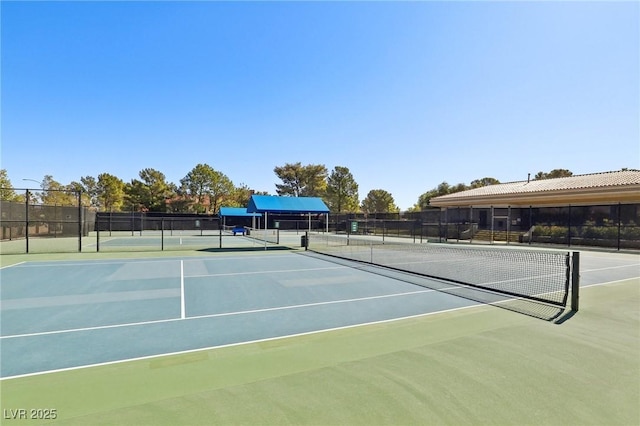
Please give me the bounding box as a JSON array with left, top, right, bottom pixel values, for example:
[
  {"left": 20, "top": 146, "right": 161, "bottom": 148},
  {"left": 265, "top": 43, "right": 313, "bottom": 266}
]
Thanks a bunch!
[
  {"left": 306, "top": 234, "right": 578, "bottom": 309},
  {"left": 219, "top": 226, "right": 279, "bottom": 243},
  {"left": 246, "top": 227, "right": 279, "bottom": 244}
]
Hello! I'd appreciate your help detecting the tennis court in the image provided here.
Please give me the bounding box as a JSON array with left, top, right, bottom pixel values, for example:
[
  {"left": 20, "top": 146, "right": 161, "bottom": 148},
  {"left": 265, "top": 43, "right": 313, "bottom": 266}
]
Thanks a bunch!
[
  {"left": 0, "top": 242, "right": 638, "bottom": 424},
  {"left": 1, "top": 252, "right": 482, "bottom": 378},
  {"left": 0, "top": 227, "right": 304, "bottom": 254}
]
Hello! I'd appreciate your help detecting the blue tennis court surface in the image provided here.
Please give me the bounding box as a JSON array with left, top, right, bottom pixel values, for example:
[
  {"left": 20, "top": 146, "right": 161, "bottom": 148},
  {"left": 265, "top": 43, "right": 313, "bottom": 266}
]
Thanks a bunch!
[{"left": 1, "top": 252, "right": 480, "bottom": 378}]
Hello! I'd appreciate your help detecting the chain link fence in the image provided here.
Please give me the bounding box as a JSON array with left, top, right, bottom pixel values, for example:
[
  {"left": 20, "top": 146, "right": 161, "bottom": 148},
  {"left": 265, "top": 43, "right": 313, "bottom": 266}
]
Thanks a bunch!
[
  {"left": 2, "top": 192, "right": 638, "bottom": 253},
  {"left": 1, "top": 188, "right": 95, "bottom": 254},
  {"left": 330, "top": 204, "right": 639, "bottom": 250}
]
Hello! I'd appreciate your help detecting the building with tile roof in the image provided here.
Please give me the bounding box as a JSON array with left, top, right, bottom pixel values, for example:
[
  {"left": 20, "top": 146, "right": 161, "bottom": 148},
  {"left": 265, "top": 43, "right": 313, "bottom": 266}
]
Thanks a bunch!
[
  {"left": 430, "top": 170, "right": 640, "bottom": 208},
  {"left": 426, "top": 170, "right": 640, "bottom": 249}
]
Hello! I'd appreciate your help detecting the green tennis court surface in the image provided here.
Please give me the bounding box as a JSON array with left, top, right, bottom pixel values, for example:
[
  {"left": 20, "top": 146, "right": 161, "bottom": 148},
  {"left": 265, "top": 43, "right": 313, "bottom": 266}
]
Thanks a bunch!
[{"left": 1, "top": 248, "right": 638, "bottom": 424}]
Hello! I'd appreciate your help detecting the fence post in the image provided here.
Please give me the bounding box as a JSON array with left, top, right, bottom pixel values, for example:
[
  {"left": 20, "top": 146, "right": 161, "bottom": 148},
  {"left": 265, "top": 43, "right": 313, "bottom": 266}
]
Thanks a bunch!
[
  {"left": 617, "top": 203, "right": 622, "bottom": 251},
  {"left": 78, "top": 190, "right": 82, "bottom": 252},
  {"left": 568, "top": 205, "right": 572, "bottom": 247},
  {"left": 25, "top": 189, "right": 30, "bottom": 254}
]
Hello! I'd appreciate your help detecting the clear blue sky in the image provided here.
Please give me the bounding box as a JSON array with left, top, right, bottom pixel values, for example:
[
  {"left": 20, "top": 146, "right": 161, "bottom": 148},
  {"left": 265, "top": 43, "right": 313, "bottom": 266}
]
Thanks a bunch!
[{"left": 2, "top": 1, "right": 638, "bottom": 210}]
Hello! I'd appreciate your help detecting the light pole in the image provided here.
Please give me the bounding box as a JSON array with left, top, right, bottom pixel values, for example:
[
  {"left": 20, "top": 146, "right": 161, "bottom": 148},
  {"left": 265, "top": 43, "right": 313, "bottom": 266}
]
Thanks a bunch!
[
  {"left": 22, "top": 178, "right": 40, "bottom": 204},
  {"left": 22, "top": 178, "right": 40, "bottom": 187}
]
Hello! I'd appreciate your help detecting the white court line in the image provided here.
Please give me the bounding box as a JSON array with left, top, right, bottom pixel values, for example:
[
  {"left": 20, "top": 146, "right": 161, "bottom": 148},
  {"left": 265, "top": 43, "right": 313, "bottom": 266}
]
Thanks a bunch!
[
  {"left": 4, "top": 278, "right": 637, "bottom": 380},
  {"left": 180, "top": 260, "right": 186, "bottom": 319},
  {"left": 581, "top": 264, "right": 640, "bottom": 273},
  {"left": 0, "top": 288, "right": 437, "bottom": 340},
  {"left": 82, "top": 237, "right": 117, "bottom": 247},
  {"left": 582, "top": 278, "right": 640, "bottom": 288},
  {"left": 0, "top": 303, "right": 482, "bottom": 381},
  {"left": 0, "top": 262, "right": 26, "bottom": 269},
  {"left": 10, "top": 259, "right": 184, "bottom": 268},
  {"left": 9, "top": 254, "right": 296, "bottom": 268},
  {"left": 186, "top": 265, "right": 349, "bottom": 278}
]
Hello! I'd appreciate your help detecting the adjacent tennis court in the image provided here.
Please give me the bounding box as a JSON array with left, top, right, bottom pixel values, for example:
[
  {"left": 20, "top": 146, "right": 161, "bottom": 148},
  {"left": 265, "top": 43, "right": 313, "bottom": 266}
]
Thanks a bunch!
[{"left": 0, "top": 243, "right": 638, "bottom": 425}]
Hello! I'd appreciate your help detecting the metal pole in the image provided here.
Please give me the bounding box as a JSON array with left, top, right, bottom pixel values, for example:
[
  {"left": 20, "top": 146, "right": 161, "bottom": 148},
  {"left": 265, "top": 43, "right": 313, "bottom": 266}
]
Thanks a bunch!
[
  {"left": 490, "top": 206, "right": 494, "bottom": 244},
  {"left": 571, "top": 252, "right": 580, "bottom": 311},
  {"left": 507, "top": 205, "right": 511, "bottom": 245},
  {"left": 470, "top": 206, "right": 474, "bottom": 243},
  {"left": 529, "top": 205, "right": 533, "bottom": 245},
  {"left": 382, "top": 220, "right": 385, "bottom": 243},
  {"left": 457, "top": 207, "right": 460, "bottom": 242},
  {"left": 78, "top": 190, "right": 82, "bottom": 252},
  {"left": 25, "top": 189, "right": 30, "bottom": 254},
  {"left": 617, "top": 203, "right": 622, "bottom": 251},
  {"left": 568, "top": 205, "right": 572, "bottom": 247}
]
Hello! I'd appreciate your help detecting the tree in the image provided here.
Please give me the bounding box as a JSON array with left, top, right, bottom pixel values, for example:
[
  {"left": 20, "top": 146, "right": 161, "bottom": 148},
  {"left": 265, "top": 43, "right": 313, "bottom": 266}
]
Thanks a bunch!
[
  {"left": 413, "top": 180, "right": 470, "bottom": 210},
  {"left": 181, "top": 164, "right": 216, "bottom": 212},
  {"left": 326, "top": 166, "right": 359, "bottom": 213},
  {"left": 301, "top": 164, "right": 328, "bottom": 197},
  {"left": 361, "top": 189, "right": 399, "bottom": 214},
  {"left": 274, "top": 163, "right": 328, "bottom": 197},
  {"left": 208, "top": 170, "right": 235, "bottom": 214},
  {"left": 126, "top": 168, "right": 175, "bottom": 212},
  {"left": 225, "top": 184, "right": 252, "bottom": 208},
  {"left": 80, "top": 176, "right": 99, "bottom": 207},
  {"left": 470, "top": 177, "right": 500, "bottom": 188},
  {"left": 410, "top": 191, "right": 435, "bottom": 211},
  {"left": 534, "top": 169, "right": 573, "bottom": 180},
  {"left": 450, "top": 183, "right": 468, "bottom": 193},
  {"left": 97, "top": 173, "right": 126, "bottom": 211},
  {"left": 168, "top": 181, "right": 192, "bottom": 212},
  {"left": 68, "top": 181, "right": 92, "bottom": 207},
  {"left": 226, "top": 184, "right": 268, "bottom": 208},
  {"left": 180, "top": 164, "right": 234, "bottom": 213},
  {"left": 40, "top": 175, "right": 77, "bottom": 206},
  {"left": 0, "top": 169, "right": 20, "bottom": 201}
]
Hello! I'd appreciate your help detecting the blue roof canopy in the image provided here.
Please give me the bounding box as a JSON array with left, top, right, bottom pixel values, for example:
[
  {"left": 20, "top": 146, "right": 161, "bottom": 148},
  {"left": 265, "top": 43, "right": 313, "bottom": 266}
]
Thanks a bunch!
[
  {"left": 246, "top": 195, "right": 329, "bottom": 214},
  {"left": 219, "top": 207, "right": 262, "bottom": 217}
]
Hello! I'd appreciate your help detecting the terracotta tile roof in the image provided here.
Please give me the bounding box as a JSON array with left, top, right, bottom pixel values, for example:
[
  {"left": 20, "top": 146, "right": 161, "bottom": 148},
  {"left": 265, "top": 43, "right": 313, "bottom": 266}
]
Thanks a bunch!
[{"left": 432, "top": 170, "right": 640, "bottom": 201}]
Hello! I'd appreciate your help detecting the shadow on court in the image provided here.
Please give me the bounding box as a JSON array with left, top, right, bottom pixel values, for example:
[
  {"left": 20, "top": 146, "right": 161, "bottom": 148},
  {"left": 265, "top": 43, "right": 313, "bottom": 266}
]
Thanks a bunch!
[{"left": 197, "top": 246, "right": 295, "bottom": 253}]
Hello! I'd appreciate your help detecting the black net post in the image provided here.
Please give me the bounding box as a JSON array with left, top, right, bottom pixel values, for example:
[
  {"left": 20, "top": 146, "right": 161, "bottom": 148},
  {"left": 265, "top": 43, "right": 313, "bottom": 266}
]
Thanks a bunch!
[
  {"left": 571, "top": 251, "right": 580, "bottom": 311},
  {"left": 161, "top": 218, "right": 165, "bottom": 251}
]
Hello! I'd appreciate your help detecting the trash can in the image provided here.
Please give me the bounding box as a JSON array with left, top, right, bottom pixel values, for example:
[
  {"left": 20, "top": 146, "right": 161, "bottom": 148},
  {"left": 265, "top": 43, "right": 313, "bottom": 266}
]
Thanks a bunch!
[{"left": 301, "top": 235, "right": 307, "bottom": 248}]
